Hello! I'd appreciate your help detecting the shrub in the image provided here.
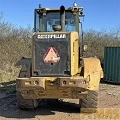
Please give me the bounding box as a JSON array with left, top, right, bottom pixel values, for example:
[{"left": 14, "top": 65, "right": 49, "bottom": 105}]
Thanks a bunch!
[
  {"left": 0, "top": 13, "right": 32, "bottom": 82},
  {"left": 82, "top": 28, "right": 120, "bottom": 62}
]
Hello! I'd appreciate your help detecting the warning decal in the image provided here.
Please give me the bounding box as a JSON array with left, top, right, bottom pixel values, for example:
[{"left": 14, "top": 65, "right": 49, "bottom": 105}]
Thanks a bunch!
[{"left": 43, "top": 47, "right": 60, "bottom": 63}]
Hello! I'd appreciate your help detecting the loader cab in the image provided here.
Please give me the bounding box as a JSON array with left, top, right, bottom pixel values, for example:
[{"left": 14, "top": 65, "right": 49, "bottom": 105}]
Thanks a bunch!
[{"left": 34, "top": 6, "right": 83, "bottom": 33}]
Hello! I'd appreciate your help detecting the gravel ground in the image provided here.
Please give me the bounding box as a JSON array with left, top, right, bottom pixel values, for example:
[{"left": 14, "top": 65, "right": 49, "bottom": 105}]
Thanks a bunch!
[{"left": 0, "top": 82, "right": 120, "bottom": 120}]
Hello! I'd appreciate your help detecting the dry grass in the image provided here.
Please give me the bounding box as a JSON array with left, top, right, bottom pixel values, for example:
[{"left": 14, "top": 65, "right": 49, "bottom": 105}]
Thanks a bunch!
[
  {"left": 0, "top": 64, "right": 20, "bottom": 82},
  {"left": 0, "top": 38, "right": 31, "bottom": 82}
]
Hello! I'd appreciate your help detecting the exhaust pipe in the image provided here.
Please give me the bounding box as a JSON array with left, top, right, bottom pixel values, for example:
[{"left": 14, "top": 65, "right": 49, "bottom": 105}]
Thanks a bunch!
[{"left": 60, "top": 6, "right": 65, "bottom": 31}]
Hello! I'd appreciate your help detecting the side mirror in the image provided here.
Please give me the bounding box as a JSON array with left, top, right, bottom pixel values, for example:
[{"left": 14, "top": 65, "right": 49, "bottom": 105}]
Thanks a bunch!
[{"left": 82, "top": 45, "right": 87, "bottom": 52}]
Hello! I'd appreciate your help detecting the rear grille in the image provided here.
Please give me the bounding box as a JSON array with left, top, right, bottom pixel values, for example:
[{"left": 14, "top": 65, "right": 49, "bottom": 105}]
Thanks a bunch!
[{"left": 33, "top": 33, "right": 70, "bottom": 76}]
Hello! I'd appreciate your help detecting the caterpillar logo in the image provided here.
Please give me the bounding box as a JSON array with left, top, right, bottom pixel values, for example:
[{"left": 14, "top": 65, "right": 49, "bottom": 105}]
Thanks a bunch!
[{"left": 37, "top": 34, "right": 66, "bottom": 39}]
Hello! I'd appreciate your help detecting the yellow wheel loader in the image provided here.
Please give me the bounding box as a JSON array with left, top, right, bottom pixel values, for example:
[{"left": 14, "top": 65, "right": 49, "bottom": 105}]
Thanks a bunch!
[{"left": 16, "top": 3, "right": 103, "bottom": 111}]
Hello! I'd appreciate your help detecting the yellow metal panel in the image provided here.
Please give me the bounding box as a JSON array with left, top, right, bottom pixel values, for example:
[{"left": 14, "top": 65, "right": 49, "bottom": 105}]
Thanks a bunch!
[
  {"left": 70, "top": 32, "right": 79, "bottom": 76},
  {"left": 82, "top": 57, "right": 103, "bottom": 90}
]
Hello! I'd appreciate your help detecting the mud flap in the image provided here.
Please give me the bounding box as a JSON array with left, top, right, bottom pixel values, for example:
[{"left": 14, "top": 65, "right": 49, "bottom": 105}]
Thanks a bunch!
[{"left": 16, "top": 57, "right": 32, "bottom": 78}]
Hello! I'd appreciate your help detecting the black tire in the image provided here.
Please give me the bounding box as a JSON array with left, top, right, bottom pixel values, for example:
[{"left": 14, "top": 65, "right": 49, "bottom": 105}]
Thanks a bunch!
[
  {"left": 80, "top": 90, "right": 99, "bottom": 113},
  {"left": 16, "top": 91, "right": 39, "bottom": 110}
]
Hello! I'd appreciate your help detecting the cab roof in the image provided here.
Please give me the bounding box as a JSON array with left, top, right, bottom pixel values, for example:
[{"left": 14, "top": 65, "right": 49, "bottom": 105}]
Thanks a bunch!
[{"left": 35, "top": 6, "right": 83, "bottom": 13}]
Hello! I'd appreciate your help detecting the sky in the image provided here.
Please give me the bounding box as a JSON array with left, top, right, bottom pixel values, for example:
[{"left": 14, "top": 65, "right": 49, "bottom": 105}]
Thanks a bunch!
[{"left": 0, "top": 0, "right": 120, "bottom": 31}]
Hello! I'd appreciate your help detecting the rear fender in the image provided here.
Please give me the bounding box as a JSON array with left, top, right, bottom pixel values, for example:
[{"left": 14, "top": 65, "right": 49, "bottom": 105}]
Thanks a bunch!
[
  {"left": 82, "top": 57, "right": 103, "bottom": 90},
  {"left": 16, "top": 57, "right": 32, "bottom": 78}
]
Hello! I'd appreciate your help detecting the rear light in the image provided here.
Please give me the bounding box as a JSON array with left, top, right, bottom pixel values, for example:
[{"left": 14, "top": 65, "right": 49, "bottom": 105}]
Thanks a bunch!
[
  {"left": 25, "top": 81, "right": 31, "bottom": 85},
  {"left": 69, "top": 81, "right": 76, "bottom": 85}
]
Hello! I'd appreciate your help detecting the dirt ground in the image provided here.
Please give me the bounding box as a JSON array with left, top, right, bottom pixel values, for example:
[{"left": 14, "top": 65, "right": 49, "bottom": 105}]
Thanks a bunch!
[{"left": 0, "top": 81, "right": 120, "bottom": 120}]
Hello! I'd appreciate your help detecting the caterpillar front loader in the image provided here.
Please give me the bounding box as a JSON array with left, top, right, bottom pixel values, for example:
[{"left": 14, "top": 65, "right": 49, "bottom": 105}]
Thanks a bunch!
[{"left": 16, "top": 3, "right": 103, "bottom": 112}]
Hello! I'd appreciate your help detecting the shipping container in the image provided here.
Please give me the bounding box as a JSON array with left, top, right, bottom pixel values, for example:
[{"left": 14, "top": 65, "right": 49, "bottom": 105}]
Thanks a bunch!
[{"left": 103, "top": 47, "right": 120, "bottom": 84}]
